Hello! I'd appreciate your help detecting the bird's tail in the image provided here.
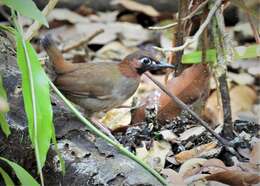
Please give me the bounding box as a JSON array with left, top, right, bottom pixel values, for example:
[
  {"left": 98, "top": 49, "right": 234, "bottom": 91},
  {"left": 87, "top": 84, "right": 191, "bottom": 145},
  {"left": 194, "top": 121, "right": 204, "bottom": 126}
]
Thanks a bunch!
[{"left": 41, "top": 35, "right": 75, "bottom": 74}]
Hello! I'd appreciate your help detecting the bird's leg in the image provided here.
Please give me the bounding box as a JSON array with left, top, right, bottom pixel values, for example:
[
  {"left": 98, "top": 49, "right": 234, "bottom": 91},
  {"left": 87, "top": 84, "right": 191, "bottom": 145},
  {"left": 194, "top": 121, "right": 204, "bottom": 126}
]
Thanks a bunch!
[{"left": 90, "top": 116, "right": 119, "bottom": 143}]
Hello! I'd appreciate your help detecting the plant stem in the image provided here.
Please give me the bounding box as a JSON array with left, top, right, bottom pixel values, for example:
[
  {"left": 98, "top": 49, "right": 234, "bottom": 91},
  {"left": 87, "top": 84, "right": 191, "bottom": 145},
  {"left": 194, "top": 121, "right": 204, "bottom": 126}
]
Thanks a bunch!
[{"left": 48, "top": 80, "right": 168, "bottom": 186}]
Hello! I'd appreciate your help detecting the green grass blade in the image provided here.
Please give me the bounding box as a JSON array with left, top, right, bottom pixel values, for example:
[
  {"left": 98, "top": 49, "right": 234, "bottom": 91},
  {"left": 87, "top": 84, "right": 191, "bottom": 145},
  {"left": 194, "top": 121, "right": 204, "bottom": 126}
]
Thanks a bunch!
[
  {"left": 0, "top": 0, "right": 48, "bottom": 26},
  {"left": 0, "top": 157, "right": 39, "bottom": 186},
  {"left": 0, "top": 75, "right": 10, "bottom": 137},
  {"left": 0, "top": 166, "right": 15, "bottom": 186}
]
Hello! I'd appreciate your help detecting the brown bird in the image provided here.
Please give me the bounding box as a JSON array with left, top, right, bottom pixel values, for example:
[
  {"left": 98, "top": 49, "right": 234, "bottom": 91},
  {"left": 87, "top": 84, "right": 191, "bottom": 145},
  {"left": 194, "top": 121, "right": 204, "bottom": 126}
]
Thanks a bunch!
[{"left": 41, "top": 35, "right": 175, "bottom": 116}]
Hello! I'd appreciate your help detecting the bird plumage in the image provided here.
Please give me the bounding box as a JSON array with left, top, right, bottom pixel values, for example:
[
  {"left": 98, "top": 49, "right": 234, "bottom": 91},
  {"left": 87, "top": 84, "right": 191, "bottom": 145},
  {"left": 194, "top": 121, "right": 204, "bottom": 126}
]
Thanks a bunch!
[{"left": 41, "top": 35, "right": 175, "bottom": 116}]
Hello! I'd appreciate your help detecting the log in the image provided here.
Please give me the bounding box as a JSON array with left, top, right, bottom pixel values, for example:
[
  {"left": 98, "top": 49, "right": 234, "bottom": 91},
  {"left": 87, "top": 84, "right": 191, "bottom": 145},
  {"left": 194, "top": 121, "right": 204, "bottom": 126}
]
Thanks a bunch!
[{"left": 0, "top": 31, "right": 162, "bottom": 186}]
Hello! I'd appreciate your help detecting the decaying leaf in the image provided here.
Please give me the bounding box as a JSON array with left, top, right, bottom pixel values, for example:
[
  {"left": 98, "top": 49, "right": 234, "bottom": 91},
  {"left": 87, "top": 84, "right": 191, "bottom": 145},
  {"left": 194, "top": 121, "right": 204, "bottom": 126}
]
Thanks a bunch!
[
  {"left": 136, "top": 140, "right": 171, "bottom": 171},
  {"left": 179, "top": 158, "right": 207, "bottom": 178},
  {"left": 161, "top": 169, "right": 186, "bottom": 186},
  {"left": 96, "top": 41, "right": 136, "bottom": 60},
  {"left": 205, "top": 170, "right": 260, "bottom": 186},
  {"left": 101, "top": 108, "right": 131, "bottom": 131},
  {"left": 111, "top": 0, "right": 160, "bottom": 17},
  {"left": 172, "top": 142, "right": 218, "bottom": 164},
  {"left": 132, "top": 64, "right": 210, "bottom": 124},
  {"left": 47, "top": 8, "right": 90, "bottom": 24},
  {"left": 204, "top": 85, "right": 257, "bottom": 124}
]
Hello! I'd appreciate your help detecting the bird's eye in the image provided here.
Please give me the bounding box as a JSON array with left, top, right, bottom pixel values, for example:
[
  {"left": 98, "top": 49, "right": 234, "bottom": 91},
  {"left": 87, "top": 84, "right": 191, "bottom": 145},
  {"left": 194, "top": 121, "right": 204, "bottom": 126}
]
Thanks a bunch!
[{"left": 141, "top": 57, "right": 151, "bottom": 65}]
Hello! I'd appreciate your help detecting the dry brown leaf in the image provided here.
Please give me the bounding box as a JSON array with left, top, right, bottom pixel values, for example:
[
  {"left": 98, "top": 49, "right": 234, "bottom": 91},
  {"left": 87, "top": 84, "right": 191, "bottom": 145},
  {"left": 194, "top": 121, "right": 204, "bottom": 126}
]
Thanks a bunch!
[
  {"left": 205, "top": 170, "right": 260, "bottom": 186},
  {"left": 101, "top": 108, "right": 131, "bottom": 131},
  {"left": 179, "top": 158, "right": 207, "bottom": 178},
  {"left": 47, "top": 8, "right": 90, "bottom": 24},
  {"left": 250, "top": 139, "right": 260, "bottom": 165},
  {"left": 136, "top": 140, "right": 171, "bottom": 171},
  {"left": 179, "top": 126, "right": 206, "bottom": 141},
  {"left": 132, "top": 64, "right": 210, "bottom": 124},
  {"left": 161, "top": 169, "right": 187, "bottom": 186},
  {"left": 204, "top": 85, "right": 257, "bottom": 124},
  {"left": 173, "top": 142, "right": 218, "bottom": 164},
  {"left": 112, "top": 0, "right": 160, "bottom": 17}
]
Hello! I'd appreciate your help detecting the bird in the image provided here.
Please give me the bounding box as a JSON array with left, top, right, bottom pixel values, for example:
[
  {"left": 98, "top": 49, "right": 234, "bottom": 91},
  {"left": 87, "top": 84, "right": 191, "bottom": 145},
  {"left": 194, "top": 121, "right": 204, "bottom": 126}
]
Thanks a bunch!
[{"left": 41, "top": 35, "right": 175, "bottom": 117}]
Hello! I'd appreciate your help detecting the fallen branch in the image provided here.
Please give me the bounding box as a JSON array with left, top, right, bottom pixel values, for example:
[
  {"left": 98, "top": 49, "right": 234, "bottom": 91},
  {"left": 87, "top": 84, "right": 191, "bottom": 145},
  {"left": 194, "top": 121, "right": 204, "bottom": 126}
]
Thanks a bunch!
[
  {"left": 25, "top": 0, "right": 59, "bottom": 41},
  {"left": 153, "top": 0, "right": 222, "bottom": 53},
  {"left": 148, "top": 0, "right": 209, "bottom": 30},
  {"left": 145, "top": 72, "right": 229, "bottom": 145}
]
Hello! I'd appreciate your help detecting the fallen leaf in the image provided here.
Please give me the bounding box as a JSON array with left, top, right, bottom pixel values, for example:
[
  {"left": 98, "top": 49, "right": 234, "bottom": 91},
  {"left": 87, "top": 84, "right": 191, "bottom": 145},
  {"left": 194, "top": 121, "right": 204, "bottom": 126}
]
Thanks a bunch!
[
  {"left": 250, "top": 139, "right": 260, "bottom": 165},
  {"left": 159, "top": 130, "right": 179, "bottom": 144},
  {"left": 173, "top": 142, "right": 218, "bottom": 164},
  {"left": 101, "top": 108, "right": 131, "bottom": 131},
  {"left": 111, "top": 0, "right": 160, "bottom": 17},
  {"left": 47, "top": 8, "right": 90, "bottom": 24},
  {"left": 136, "top": 140, "right": 171, "bottom": 171},
  {"left": 205, "top": 170, "right": 260, "bottom": 186},
  {"left": 132, "top": 64, "right": 210, "bottom": 124},
  {"left": 95, "top": 41, "right": 136, "bottom": 60},
  {"left": 228, "top": 72, "right": 254, "bottom": 85},
  {"left": 204, "top": 85, "right": 257, "bottom": 124},
  {"left": 179, "top": 158, "right": 207, "bottom": 178},
  {"left": 161, "top": 169, "right": 187, "bottom": 186},
  {"left": 179, "top": 126, "right": 206, "bottom": 141}
]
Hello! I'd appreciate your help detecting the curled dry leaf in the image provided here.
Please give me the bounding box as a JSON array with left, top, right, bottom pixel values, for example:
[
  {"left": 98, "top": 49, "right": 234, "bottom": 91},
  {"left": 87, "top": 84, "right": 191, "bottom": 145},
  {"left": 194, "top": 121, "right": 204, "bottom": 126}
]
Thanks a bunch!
[
  {"left": 161, "top": 169, "right": 186, "bottom": 186},
  {"left": 136, "top": 140, "right": 171, "bottom": 171},
  {"left": 111, "top": 0, "right": 160, "bottom": 17},
  {"left": 101, "top": 108, "right": 131, "bottom": 131},
  {"left": 132, "top": 64, "right": 210, "bottom": 124},
  {"left": 205, "top": 170, "right": 260, "bottom": 186},
  {"left": 178, "top": 158, "right": 207, "bottom": 178},
  {"left": 204, "top": 85, "right": 257, "bottom": 124},
  {"left": 171, "top": 142, "right": 218, "bottom": 165}
]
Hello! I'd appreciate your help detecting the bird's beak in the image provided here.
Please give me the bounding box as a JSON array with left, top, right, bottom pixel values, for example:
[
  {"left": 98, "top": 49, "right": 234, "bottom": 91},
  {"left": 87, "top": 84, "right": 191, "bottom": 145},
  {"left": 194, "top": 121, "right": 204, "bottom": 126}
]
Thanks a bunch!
[{"left": 148, "top": 61, "right": 175, "bottom": 71}]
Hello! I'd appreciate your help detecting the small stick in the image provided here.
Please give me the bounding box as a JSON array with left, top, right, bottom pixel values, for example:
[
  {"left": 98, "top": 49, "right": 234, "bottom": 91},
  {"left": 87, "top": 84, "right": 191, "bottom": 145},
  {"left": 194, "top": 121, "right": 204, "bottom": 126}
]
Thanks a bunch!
[
  {"left": 148, "top": 0, "right": 209, "bottom": 31},
  {"left": 144, "top": 72, "right": 230, "bottom": 147},
  {"left": 61, "top": 29, "right": 104, "bottom": 52},
  {"left": 153, "top": 0, "right": 222, "bottom": 53},
  {"left": 25, "top": 0, "right": 59, "bottom": 41}
]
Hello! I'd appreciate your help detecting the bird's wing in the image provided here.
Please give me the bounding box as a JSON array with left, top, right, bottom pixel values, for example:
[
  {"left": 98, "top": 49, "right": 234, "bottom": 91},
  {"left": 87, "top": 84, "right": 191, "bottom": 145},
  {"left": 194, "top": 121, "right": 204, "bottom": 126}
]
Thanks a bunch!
[{"left": 54, "top": 62, "right": 121, "bottom": 100}]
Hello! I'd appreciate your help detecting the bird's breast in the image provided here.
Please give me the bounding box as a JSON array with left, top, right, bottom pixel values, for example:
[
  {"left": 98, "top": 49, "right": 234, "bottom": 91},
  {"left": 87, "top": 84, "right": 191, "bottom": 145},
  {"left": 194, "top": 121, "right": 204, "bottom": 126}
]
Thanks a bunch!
[{"left": 112, "top": 76, "right": 140, "bottom": 102}]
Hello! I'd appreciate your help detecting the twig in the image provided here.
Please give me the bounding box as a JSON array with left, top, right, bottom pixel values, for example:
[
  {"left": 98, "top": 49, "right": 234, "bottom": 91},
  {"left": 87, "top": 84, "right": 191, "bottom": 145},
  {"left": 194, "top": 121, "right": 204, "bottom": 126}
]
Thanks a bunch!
[
  {"left": 25, "top": 0, "right": 58, "bottom": 41},
  {"left": 148, "top": 22, "right": 178, "bottom": 31},
  {"left": 144, "top": 72, "right": 231, "bottom": 147},
  {"left": 213, "top": 6, "right": 234, "bottom": 139},
  {"left": 148, "top": 0, "right": 209, "bottom": 30},
  {"left": 61, "top": 29, "right": 104, "bottom": 52},
  {"left": 154, "top": 0, "right": 222, "bottom": 53},
  {"left": 173, "top": 0, "right": 188, "bottom": 75}
]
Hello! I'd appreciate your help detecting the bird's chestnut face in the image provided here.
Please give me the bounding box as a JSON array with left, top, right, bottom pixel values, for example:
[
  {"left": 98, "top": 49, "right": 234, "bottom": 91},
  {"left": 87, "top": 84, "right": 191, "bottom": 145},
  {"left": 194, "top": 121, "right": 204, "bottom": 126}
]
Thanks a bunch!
[{"left": 136, "top": 56, "right": 175, "bottom": 74}]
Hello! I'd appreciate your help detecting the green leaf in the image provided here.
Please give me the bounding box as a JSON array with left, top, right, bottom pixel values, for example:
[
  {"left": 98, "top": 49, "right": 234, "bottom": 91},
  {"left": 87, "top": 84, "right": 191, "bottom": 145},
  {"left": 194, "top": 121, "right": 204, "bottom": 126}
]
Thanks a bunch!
[
  {"left": 0, "top": 166, "right": 15, "bottom": 186},
  {"left": 16, "top": 32, "right": 53, "bottom": 171},
  {"left": 0, "top": 75, "right": 10, "bottom": 137},
  {"left": 182, "top": 44, "right": 260, "bottom": 64},
  {"left": 0, "top": 24, "right": 15, "bottom": 35},
  {"left": 0, "top": 157, "right": 39, "bottom": 186},
  {"left": 0, "top": 0, "right": 48, "bottom": 27}
]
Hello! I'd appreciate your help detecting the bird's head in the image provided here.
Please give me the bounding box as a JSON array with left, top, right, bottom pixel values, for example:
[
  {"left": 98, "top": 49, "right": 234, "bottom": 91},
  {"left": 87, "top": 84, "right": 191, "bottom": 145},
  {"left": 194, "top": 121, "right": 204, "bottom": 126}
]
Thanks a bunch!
[{"left": 119, "top": 50, "right": 175, "bottom": 78}]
